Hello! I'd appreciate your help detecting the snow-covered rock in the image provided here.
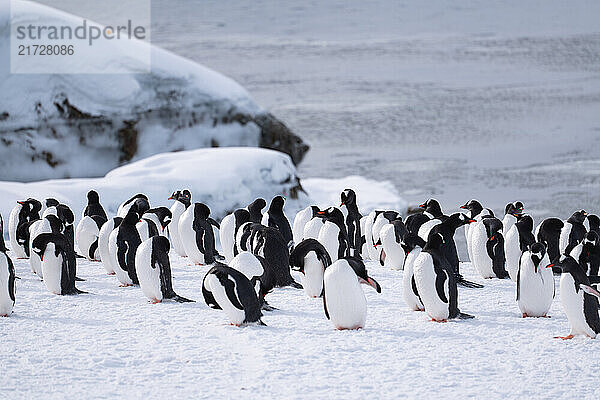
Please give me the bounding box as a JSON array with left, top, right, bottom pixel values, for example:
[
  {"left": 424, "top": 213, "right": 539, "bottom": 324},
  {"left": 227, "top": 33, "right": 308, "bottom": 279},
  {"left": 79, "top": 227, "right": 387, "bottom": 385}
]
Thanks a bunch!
[{"left": 0, "top": 1, "right": 308, "bottom": 182}]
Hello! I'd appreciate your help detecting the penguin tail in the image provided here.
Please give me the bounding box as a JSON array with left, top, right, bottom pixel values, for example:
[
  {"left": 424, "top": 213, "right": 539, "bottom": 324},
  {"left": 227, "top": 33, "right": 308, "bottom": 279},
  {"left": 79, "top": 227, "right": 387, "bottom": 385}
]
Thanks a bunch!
[
  {"left": 257, "top": 319, "right": 267, "bottom": 326},
  {"left": 172, "top": 295, "right": 195, "bottom": 303},
  {"left": 75, "top": 276, "right": 86, "bottom": 281},
  {"left": 261, "top": 300, "right": 278, "bottom": 312},
  {"left": 458, "top": 312, "right": 475, "bottom": 320},
  {"left": 456, "top": 277, "right": 484, "bottom": 289}
]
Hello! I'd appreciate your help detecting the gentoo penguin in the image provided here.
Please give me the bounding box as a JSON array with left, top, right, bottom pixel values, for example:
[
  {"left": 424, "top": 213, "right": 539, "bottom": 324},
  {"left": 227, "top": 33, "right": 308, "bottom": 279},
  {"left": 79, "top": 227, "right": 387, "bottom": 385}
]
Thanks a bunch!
[
  {"left": 359, "top": 216, "right": 369, "bottom": 256},
  {"left": 379, "top": 219, "right": 408, "bottom": 270},
  {"left": 55, "top": 204, "right": 75, "bottom": 253},
  {"left": 98, "top": 217, "right": 123, "bottom": 275},
  {"left": 420, "top": 199, "right": 443, "bottom": 220},
  {"left": 136, "top": 217, "right": 159, "bottom": 242},
  {"left": 246, "top": 224, "right": 300, "bottom": 288},
  {"left": 292, "top": 206, "right": 320, "bottom": 246},
  {"left": 372, "top": 211, "right": 399, "bottom": 262},
  {"left": 117, "top": 193, "right": 150, "bottom": 218},
  {"left": 168, "top": 189, "right": 191, "bottom": 257},
  {"left": 229, "top": 251, "right": 276, "bottom": 310},
  {"left": 517, "top": 243, "right": 554, "bottom": 317},
  {"left": 83, "top": 190, "right": 108, "bottom": 221},
  {"left": 460, "top": 199, "right": 493, "bottom": 263},
  {"left": 322, "top": 257, "right": 381, "bottom": 330},
  {"left": 179, "top": 203, "right": 219, "bottom": 265},
  {"left": 413, "top": 233, "right": 474, "bottom": 322},
  {"left": 135, "top": 236, "right": 194, "bottom": 304},
  {"left": 587, "top": 214, "right": 600, "bottom": 235},
  {"left": 340, "top": 189, "right": 363, "bottom": 257},
  {"left": 570, "top": 231, "right": 600, "bottom": 276},
  {"left": 302, "top": 215, "right": 324, "bottom": 240},
  {"left": 536, "top": 217, "right": 564, "bottom": 270},
  {"left": 501, "top": 201, "right": 524, "bottom": 235},
  {"left": 9, "top": 198, "right": 42, "bottom": 258},
  {"left": 471, "top": 217, "right": 509, "bottom": 279},
  {"left": 202, "top": 264, "right": 265, "bottom": 326},
  {"left": 31, "top": 233, "right": 84, "bottom": 295},
  {"left": 505, "top": 214, "right": 535, "bottom": 281},
  {"left": 405, "top": 213, "right": 431, "bottom": 237},
  {"left": 221, "top": 209, "right": 250, "bottom": 262},
  {"left": 316, "top": 207, "right": 350, "bottom": 262},
  {"left": 429, "top": 213, "right": 482, "bottom": 288},
  {"left": 0, "top": 225, "right": 16, "bottom": 317},
  {"left": 41, "top": 198, "right": 59, "bottom": 215},
  {"left": 29, "top": 215, "right": 63, "bottom": 278},
  {"left": 552, "top": 255, "right": 600, "bottom": 339},
  {"left": 108, "top": 209, "right": 142, "bottom": 286},
  {"left": 364, "top": 210, "right": 383, "bottom": 260},
  {"left": 290, "top": 238, "right": 332, "bottom": 298},
  {"left": 142, "top": 207, "right": 172, "bottom": 236},
  {"left": 261, "top": 196, "right": 293, "bottom": 247},
  {"left": 402, "top": 233, "right": 426, "bottom": 311},
  {"left": 559, "top": 210, "right": 588, "bottom": 257},
  {"left": 247, "top": 198, "right": 267, "bottom": 223},
  {"left": 75, "top": 215, "right": 106, "bottom": 261}
]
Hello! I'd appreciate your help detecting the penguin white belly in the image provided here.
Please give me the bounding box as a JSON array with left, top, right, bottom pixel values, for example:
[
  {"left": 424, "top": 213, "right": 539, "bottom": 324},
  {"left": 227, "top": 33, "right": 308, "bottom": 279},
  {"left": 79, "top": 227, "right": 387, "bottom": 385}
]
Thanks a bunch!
[
  {"left": 179, "top": 208, "right": 205, "bottom": 264},
  {"left": 260, "top": 213, "right": 270, "bottom": 227},
  {"left": 235, "top": 223, "right": 251, "bottom": 254},
  {"left": 108, "top": 229, "right": 133, "bottom": 285},
  {"left": 219, "top": 214, "right": 235, "bottom": 263},
  {"left": 145, "top": 214, "right": 164, "bottom": 236},
  {"left": 8, "top": 206, "right": 26, "bottom": 258},
  {"left": 504, "top": 226, "right": 521, "bottom": 281},
  {"left": 206, "top": 274, "right": 246, "bottom": 326},
  {"left": 323, "top": 261, "right": 367, "bottom": 330},
  {"left": 301, "top": 252, "right": 324, "bottom": 298},
  {"left": 302, "top": 218, "right": 322, "bottom": 240},
  {"left": 136, "top": 221, "right": 151, "bottom": 243},
  {"left": 230, "top": 252, "right": 263, "bottom": 281},
  {"left": 418, "top": 220, "right": 440, "bottom": 242},
  {"left": 559, "top": 224, "right": 572, "bottom": 256},
  {"left": 560, "top": 274, "right": 596, "bottom": 337},
  {"left": 28, "top": 220, "right": 44, "bottom": 277},
  {"left": 0, "top": 254, "right": 14, "bottom": 316},
  {"left": 318, "top": 222, "right": 341, "bottom": 262},
  {"left": 365, "top": 212, "right": 377, "bottom": 260},
  {"left": 502, "top": 214, "right": 516, "bottom": 236},
  {"left": 380, "top": 225, "right": 405, "bottom": 270},
  {"left": 570, "top": 243, "right": 583, "bottom": 265},
  {"left": 169, "top": 202, "right": 187, "bottom": 257},
  {"left": 76, "top": 216, "right": 100, "bottom": 260},
  {"left": 293, "top": 207, "right": 313, "bottom": 245},
  {"left": 471, "top": 223, "right": 494, "bottom": 279},
  {"left": 402, "top": 247, "right": 424, "bottom": 311},
  {"left": 135, "top": 239, "right": 162, "bottom": 302},
  {"left": 42, "top": 253, "right": 63, "bottom": 295},
  {"left": 98, "top": 220, "right": 116, "bottom": 273},
  {"left": 413, "top": 253, "right": 449, "bottom": 321},
  {"left": 360, "top": 216, "right": 368, "bottom": 257},
  {"left": 518, "top": 257, "right": 554, "bottom": 317}
]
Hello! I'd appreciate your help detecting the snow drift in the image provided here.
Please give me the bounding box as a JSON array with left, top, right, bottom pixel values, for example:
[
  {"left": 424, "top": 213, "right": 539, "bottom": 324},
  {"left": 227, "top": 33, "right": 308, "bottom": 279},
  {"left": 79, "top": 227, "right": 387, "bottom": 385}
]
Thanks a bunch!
[{"left": 0, "top": 1, "right": 308, "bottom": 182}]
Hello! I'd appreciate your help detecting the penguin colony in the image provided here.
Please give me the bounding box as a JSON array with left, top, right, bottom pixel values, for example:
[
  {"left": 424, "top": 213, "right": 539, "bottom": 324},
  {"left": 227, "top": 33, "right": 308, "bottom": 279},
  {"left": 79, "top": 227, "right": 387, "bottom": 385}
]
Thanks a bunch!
[{"left": 2, "top": 190, "right": 600, "bottom": 339}]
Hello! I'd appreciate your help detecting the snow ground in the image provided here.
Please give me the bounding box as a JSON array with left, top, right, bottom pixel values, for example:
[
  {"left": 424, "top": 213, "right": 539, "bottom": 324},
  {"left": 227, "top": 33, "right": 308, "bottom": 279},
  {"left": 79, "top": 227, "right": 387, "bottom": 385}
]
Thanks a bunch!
[{"left": 2, "top": 254, "right": 599, "bottom": 399}]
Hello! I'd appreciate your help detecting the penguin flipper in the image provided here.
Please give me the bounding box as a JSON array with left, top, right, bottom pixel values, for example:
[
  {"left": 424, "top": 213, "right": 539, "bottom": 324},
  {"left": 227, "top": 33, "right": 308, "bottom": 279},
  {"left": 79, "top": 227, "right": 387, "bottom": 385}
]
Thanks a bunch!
[
  {"left": 323, "top": 290, "right": 330, "bottom": 320},
  {"left": 207, "top": 218, "right": 220, "bottom": 229},
  {"left": 435, "top": 270, "right": 449, "bottom": 304}
]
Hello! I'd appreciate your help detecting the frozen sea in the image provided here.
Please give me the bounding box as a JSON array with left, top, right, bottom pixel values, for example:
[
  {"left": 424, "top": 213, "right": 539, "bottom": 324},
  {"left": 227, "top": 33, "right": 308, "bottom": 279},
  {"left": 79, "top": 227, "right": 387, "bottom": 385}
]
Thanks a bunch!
[{"left": 147, "top": 0, "right": 600, "bottom": 219}]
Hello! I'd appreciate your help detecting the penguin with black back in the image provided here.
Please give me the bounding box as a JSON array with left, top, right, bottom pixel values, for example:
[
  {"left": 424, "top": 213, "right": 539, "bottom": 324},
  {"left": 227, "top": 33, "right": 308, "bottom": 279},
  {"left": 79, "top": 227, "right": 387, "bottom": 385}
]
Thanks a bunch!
[
  {"left": 340, "top": 189, "right": 363, "bottom": 257},
  {"left": 14, "top": 198, "right": 42, "bottom": 258},
  {"left": 135, "top": 236, "right": 194, "bottom": 303},
  {"left": 83, "top": 190, "right": 108, "bottom": 221},
  {"left": 202, "top": 263, "right": 265, "bottom": 326},
  {"left": 419, "top": 199, "right": 444, "bottom": 220},
  {"left": 231, "top": 209, "right": 251, "bottom": 257},
  {"left": 429, "top": 213, "right": 483, "bottom": 288},
  {"left": 115, "top": 207, "right": 143, "bottom": 285},
  {"left": 536, "top": 217, "right": 565, "bottom": 272},
  {"left": 405, "top": 213, "right": 432, "bottom": 237},
  {"left": 290, "top": 238, "right": 332, "bottom": 298},
  {"left": 247, "top": 198, "right": 267, "bottom": 224},
  {"left": 483, "top": 217, "right": 509, "bottom": 279},
  {"left": 229, "top": 251, "right": 276, "bottom": 310},
  {"left": 117, "top": 193, "right": 150, "bottom": 218},
  {"left": 570, "top": 231, "right": 600, "bottom": 276},
  {"left": 401, "top": 233, "right": 426, "bottom": 311},
  {"left": 316, "top": 207, "right": 350, "bottom": 261},
  {"left": 0, "top": 215, "right": 16, "bottom": 317},
  {"left": 179, "top": 203, "right": 219, "bottom": 265},
  {"left": 551, "top": 255, "right": 600, "bottom": 339},
  {"left": 587, "top": 214, "right": 600, "bottom": 235},
  {"left": 560, "top": 210, "right": 588, "bottom": 256},
  {"left": 262, "top": 196, "right": 293, "bottom": 247},
  {"left": 31, "top": 232, "right": 85, "bottom": 295},
  {"left": 413, "top": 233, "right": 474, "bottom": 322}
]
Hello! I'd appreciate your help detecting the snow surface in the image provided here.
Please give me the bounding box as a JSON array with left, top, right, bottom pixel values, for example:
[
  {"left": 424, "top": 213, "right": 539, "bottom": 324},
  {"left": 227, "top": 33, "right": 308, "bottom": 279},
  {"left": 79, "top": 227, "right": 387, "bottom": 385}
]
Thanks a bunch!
[{"left": 3, "top": 252, "right": 600, "bottom": 398}]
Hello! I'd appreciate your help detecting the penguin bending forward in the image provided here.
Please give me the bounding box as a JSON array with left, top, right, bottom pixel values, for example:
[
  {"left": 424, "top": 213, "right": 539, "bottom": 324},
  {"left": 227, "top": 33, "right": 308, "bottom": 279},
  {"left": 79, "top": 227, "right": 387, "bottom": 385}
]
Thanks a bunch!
[
  {"left": 290, "top": 239, "right": 332, "bottom": 298},
  {"left": 135, "top": 236, "right": 194, "bottom": 304}
]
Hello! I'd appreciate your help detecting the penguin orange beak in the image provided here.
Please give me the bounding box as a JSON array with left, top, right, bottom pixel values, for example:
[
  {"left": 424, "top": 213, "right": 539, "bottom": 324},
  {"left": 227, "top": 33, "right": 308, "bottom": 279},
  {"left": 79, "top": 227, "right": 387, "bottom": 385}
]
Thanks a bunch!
[
  {"left": 340, "top": 202, "right": 345, "bottom": 207},
  {"left": 546, "top": 264, "right": 555, "bottom": 268},
  {"left": 17, "top": 201, "right": 24, "bottom": 205},
  {"left": 490, "top": 235, "right": 495, "bottom": 241},
  {"left": 40, "top": 254, "right": 43, "bottom": 261},
  {"left": 469, "top": 219, "right": 477, "bottom": 223},
  {"left": 419, "top": 203, "right": 426, "bottom": 208},
  {"left": 460, "top": 205, "right": 467, "bottom": 209},
  {"left": 317, "top": 211, "right": 325, "bottom": 215},
  {"left": 168, "top": 196, "right": 174, "bottom": 200}
]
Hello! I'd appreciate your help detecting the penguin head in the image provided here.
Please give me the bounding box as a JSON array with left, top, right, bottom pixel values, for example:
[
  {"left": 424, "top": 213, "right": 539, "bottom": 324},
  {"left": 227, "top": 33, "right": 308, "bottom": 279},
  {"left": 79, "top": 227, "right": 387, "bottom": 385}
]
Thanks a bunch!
[
  {"left": 548, "top": 255, "right": 581, "bottom": 275},
  {"left": 584, "top": 231, "right": 599, "bottom": 247},
  {"left": 505, "top": 202, "right": 523, "bottom": 216},
  {"left": 340, "top": 189, "right": 357, "bottom": 207},
  {"left": 248, "top": 198, "right": 266, "bottom": 212},
  {"left": 346, "top": 257, "right": 381, "bottom": 293},
  {"left": 460, "top": 199, "right": 483, "bottom": 217},
  {"left": 18, "top": 198, "right": 42, "bottom": 215},
  {"left": 56, "top": 204, "right": 74, "bottom": 227},
  {"left": 568, "top": 210, "right": 588, "bottom": 225},
  {"left": 168, "top": 190, "right": 181, "bottom": 201},
  {"left": 382, "top": 211, "right": 400, "bottom": 223},
  {"left": 234, "top": 209, "right": 251, "bottom": 226},
  {"left": 123, "top": 208, "right": 141, "bottom": 225},
  {"left": 31, "top": 232, "right": 66, "bottom": 260},
  {"left": 269, "top": 196, "right": 286, "bottom": 213},
  {"left": 587, "top": 214, "right": 600, "bottom": 231},
  {"left": 87, "top": 190, "right": 100, "bottom": 204},
  {"left": 310, "top": 206, "right": 321, "bottom": 217},
  {"left": 483, "top": 217, "right": 503, "bottom": 239},
  {"left": 194, "top": 203, "right": 211, "bottom": 219},
  {"left": 529, "top": 242, "right": 547, "bottom": 272},
  {"left": 133, "top": 197, "right": 150, "bottom": 215},
  {"left": 146, "top": 207, "right": 172, "bottom": 228},
  {"left": 45, "top": 198, "right": 59, "bottom": 208},
  {"left": 153, "top": 235, "right": 171, "bottom": 254},
  {"left": 419, "top": 199, "right": 442, "bottom": 217},
  {"left": 317, "top": 207, "right": 344, "bottom": 226}
]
